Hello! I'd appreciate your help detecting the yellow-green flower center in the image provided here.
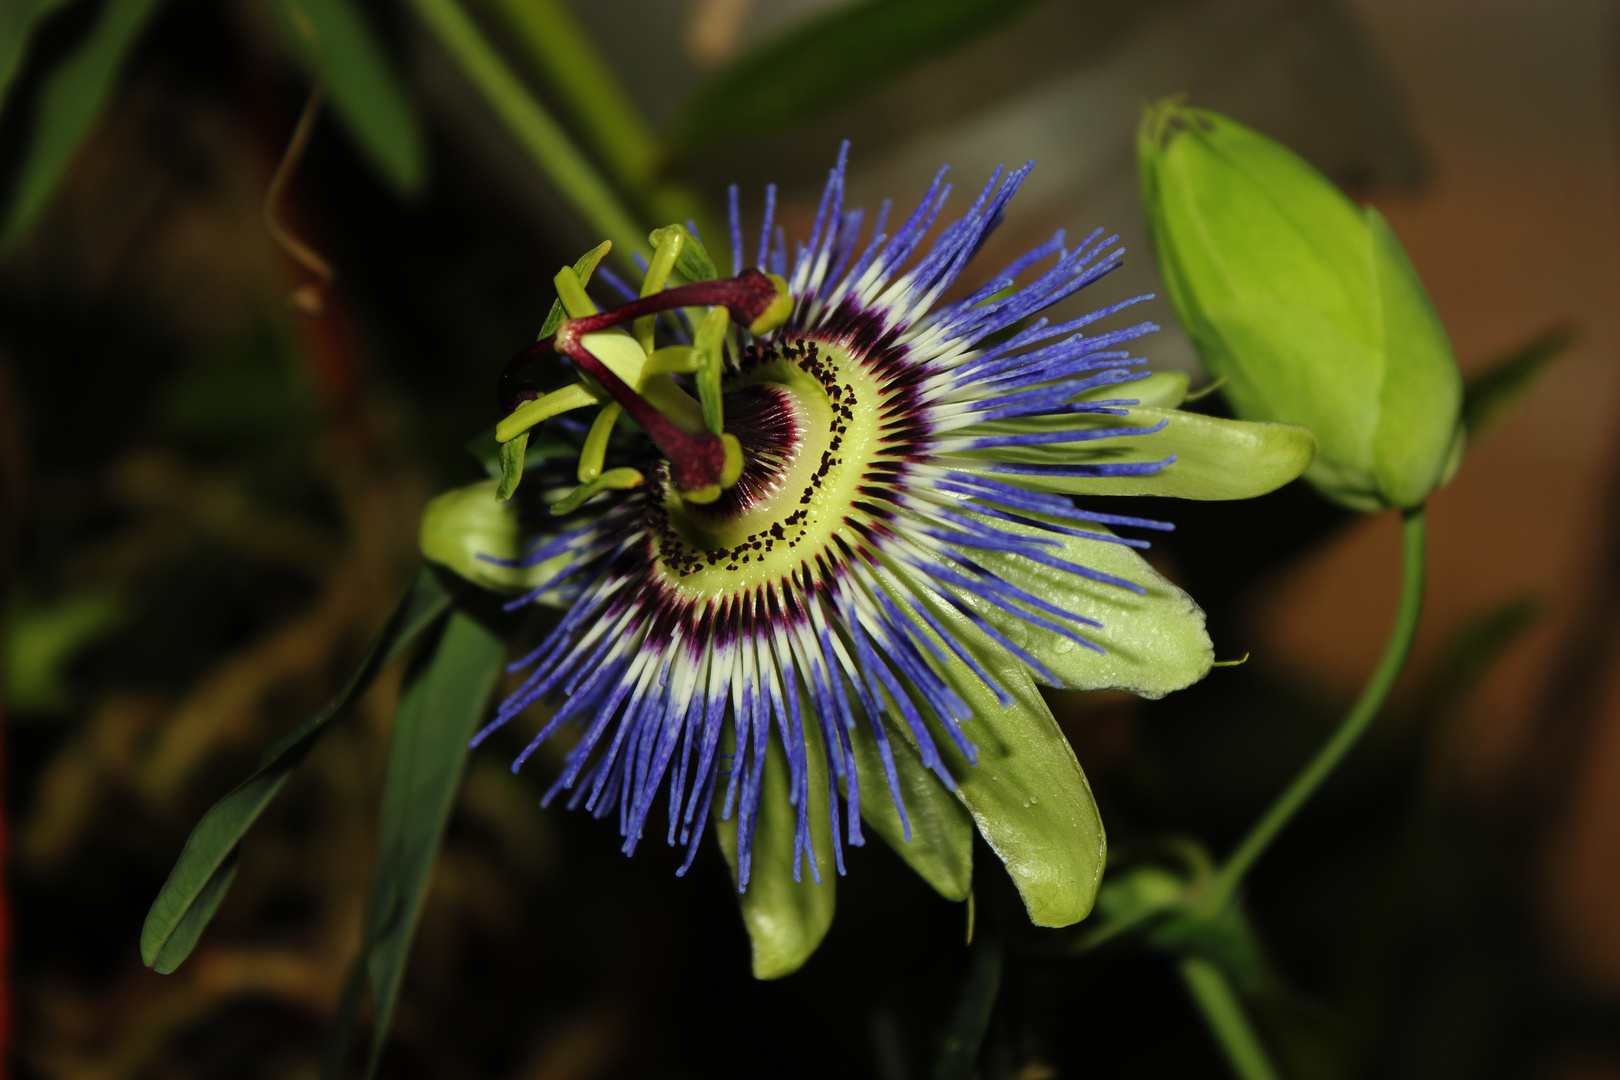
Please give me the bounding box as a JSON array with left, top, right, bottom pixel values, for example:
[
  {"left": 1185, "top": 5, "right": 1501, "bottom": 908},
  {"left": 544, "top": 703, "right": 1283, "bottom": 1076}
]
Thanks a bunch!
[{"left": 644, "top": 338, "right": 888, "bottom": 601}]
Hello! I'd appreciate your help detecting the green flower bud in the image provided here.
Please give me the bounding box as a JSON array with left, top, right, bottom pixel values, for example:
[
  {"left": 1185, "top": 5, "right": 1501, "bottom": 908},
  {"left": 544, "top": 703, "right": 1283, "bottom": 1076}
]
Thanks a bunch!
[{"left": 1138, "top": 101, "right": 1463, "bottom": 511}]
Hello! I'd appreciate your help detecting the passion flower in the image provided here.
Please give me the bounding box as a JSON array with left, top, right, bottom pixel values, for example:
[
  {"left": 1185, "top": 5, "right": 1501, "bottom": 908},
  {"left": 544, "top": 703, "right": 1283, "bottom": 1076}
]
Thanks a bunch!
[{"left": 422, "top": 144, "right": 1315, "bottom": 977}]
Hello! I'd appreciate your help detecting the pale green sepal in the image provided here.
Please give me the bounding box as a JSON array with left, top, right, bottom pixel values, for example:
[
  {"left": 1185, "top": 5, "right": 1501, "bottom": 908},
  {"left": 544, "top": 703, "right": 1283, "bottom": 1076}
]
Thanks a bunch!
[
  {"left": 882, "top": 569, "right": 1106, "bottom": 928},
  {"left": 943, "top": 512, "right": 1213, "bottom": 698},
  {"left": 649, "top": 223, "right": 718, "bottom": 282},
  {"left": 1366, "top": 206, "right": 1463, "bottom": 509},
  {"left": 846, "top": 706, "right": 974, "bottom": 901},
  {"left": 495, "top": 432, "right": 528, "bottom": 501},
  {"left": 715, "top": 729, "right": 836, "bottom": 979},
  {"left": 954, "top": 407, "right": 1315, "bottom": 501},
  {"left": 1074, "top": 371, "right": 1189, "bottom": 409},
  {"left": 418, "top": 479, "right": 569, "bottom": 601}
]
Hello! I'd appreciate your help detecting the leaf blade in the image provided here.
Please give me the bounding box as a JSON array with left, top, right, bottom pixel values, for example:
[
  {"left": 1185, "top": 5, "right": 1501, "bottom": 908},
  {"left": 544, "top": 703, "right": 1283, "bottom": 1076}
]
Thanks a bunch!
[
  {"left": 280, "top": 0, "right": 427, "bottom": 195},
  {"left": 0, "top": 0, "right": 72, "bottom": 110},
  {"left": 139, "top": 566, "right": 452, "bottom": 972},
  {"left": 668, "top": 0, "right": 1050, "bottom": 160},
  {"left": 357, "top": 606, "right": 506, "bottom": 1075},
  {"left": 1461, "top": 323, "right": 1574, "bottom": 443},
  {"left": 1, "top": 0, "right": 165, "bottom": 252}
]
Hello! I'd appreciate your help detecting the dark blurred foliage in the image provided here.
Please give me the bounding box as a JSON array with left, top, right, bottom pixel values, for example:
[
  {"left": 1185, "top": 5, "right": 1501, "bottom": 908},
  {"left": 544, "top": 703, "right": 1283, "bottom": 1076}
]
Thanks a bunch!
[{"left": 1, "top": 1, "right": 1616, "bottom": 1078}]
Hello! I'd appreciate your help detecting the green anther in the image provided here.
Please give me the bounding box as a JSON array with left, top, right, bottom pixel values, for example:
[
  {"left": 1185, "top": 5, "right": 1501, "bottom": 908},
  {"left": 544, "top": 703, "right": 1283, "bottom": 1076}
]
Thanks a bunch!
[
  {"left": 554, "top": 265, "right": 599, "bottom": 319},
  {"left": 539, "top": 240, "right": 613, "bottom": 338},
  {"left": 644, "top": 346, "right": 699, "bottom": 375},
  {"left": 635, "top": 229, "right": 685, "bottom": 354},
  {"left": 649, "top": 224, "right": 717, "bottom": 282},
  {"left": 550, "top": 466, "right": 643, "bottom": 515},
  {"left": 578, "top": 403, "right": 622, "bottom": 482},
  {"left": 694, "top": 306, "right": 731, "bottom": 436},
  {"left": 496, "top": 382, "right": 597, "bottom": 443}
]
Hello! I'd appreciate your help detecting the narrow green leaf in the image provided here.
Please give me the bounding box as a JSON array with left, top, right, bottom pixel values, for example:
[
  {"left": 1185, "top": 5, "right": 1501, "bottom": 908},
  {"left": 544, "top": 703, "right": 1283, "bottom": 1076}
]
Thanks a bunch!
[
  {"left": 280, "top": 0, "right": 427, "bottom": 196},
  {"left": 147, "top": 849, "right": 239, "bottom": 975},
  {"left": 140, "top": 567, "right": 451, "bottom": 973},
  {"left": 1413, "top": 596, "right": 1539, "bottom": 720},
  {"left": 716, "top": 727, "right": 837, "bottom": 979},
  {"left": 848, "top": 706, "right": 974, "bottom": 901},
  {"left": 1, "top": 0, "right": 164, "bottom": 252},
  {"left": 1462, "top": 323, "right": 1574, "bottom": 443},
  {"left": 885, "top": 567, "right": 1106, "bottom": 928},
  {"left": 955, "top": 406, "right": 1316, "bottom": 501},
  {"left": 933, "top": 937, "right": 1002, "bottom": 1080},
  {"left": 952, "top": 511, "right": 1212, "bottom": 699},
  {"left": 321, "top": 956, "right": 367, "bottom": 1080},
  {"left": 0, "top": 0, "right": 71, "bottom": 110},
  {"left": 669, "top": 0, "right": 1050, "bottom": 160},
  {"left": 356, "top": 606, "right": 506, "bottom": 1077}
]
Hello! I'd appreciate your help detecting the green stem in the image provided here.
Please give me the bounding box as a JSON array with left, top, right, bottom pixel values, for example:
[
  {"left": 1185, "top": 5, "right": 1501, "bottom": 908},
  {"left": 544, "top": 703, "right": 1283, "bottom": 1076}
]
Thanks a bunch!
[
  {"left": 1205, "top": 506, "right": 1429, "bottom": 913},
  {"left": 1178, "top": 957, "right": 1283, "bottom": 1080},
  {"left": 481, "top": 0, "right": 656, "bottom": 187},
  {"left": 482, "top": 0, "right": 717, "bottom": 240},
  {"left": 405, "top": 0, "right": 646, "bottom": 261}
]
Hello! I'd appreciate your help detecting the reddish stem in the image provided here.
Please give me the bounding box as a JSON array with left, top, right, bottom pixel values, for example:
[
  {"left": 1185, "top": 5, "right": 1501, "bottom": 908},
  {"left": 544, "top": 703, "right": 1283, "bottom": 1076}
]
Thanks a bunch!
[
  {"left": 553, "top": 326, "right": 729, "bottom": 492},
  {"left": 569, "top": 269, "right": 780, "bottom": 336}
]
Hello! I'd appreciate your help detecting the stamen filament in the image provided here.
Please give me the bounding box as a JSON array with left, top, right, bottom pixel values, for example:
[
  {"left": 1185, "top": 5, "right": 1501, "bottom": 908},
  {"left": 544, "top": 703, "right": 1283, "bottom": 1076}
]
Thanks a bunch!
[
  {"left": 496, "top": 382, "right": 597, "bottom": 443},
  {"left": 550, "top": 466, "right": 643, "bottom": 515},
  {"left": 636, "top": 229, "right": 685, "bottom": 354},
  {"left": 694, "top": 306, "right": 730, "bottom": 436},
  {"left": 644, "top": 346, "right": 699, "bottom": 375},
  {"left": 578, "top": 403, "right": 622, "bottom": 482}
]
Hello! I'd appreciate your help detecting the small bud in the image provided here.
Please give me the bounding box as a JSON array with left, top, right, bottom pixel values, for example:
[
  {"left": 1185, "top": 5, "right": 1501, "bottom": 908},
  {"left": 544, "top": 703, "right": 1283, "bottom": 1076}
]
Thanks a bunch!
[{"left": 1138, "top": 101, "right": 1462, "bottom": 511}]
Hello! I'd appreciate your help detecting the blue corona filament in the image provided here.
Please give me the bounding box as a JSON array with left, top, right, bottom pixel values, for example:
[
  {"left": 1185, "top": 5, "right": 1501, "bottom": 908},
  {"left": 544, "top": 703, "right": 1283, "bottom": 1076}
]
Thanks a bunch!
[{"left": 475, "top": 145, "right": 1175, "bottom": 892}]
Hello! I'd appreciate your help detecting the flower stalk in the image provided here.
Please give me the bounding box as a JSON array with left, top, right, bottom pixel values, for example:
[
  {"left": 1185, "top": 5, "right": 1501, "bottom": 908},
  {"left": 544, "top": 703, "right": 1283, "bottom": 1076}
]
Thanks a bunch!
[
  {"left": 1203, "top": 506, "right": 1429, "bottom": 914},
  {"left": 1179, "top": 956, "right": 1283, "bottom": 1080}
]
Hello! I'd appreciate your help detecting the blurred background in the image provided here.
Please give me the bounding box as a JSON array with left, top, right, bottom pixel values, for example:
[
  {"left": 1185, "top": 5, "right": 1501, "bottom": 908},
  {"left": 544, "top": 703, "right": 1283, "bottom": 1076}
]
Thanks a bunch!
[{"left": 0, "top": 0, "right": 1617, "bottom": 1076}]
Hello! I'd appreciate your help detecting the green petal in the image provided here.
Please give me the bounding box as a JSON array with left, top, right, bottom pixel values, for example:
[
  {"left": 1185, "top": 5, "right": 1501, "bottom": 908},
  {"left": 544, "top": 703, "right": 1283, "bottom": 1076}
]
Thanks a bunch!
[
  {"left": 1074, "top": 370, "right": 1189, "bottom": 408},
  {"left": 881, "top": 568, "right": 1106, "bottom": 928},
  {"left": 715, "top": 728, "right": 836, "bottom": 979},
  {"left": 954, "top": 406, "right": 1315, "bottom": 500},
  {"left": 418, "top": 479, "right": 569, "bottom": 600},
  {"left": 847, "top": 704, "right": 974, "bottom": 902},
  {"left": 951, "top": 511, "right": 1211, "bottom": 698}
]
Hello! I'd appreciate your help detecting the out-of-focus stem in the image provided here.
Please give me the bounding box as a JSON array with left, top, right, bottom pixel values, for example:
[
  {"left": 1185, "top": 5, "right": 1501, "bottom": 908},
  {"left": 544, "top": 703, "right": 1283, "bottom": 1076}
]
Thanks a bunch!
[
  {"left": 1204, "top": 507, "right": 1429, "bottom": 913},
  {"left": 482, "top": 0, "right": 716, "bottom": 236},
  {"left": 406, "top": 0, "right": 646, "bottom": 261},
  {"left": 1179, "top": 957, "right": 1282, "bottom": 1080}
]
